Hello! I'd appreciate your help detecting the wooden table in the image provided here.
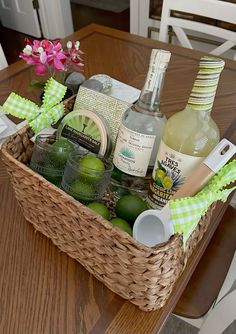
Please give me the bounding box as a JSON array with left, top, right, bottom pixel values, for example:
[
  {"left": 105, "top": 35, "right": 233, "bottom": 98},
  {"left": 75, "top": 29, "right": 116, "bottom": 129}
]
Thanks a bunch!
[{"left": 0, "top": 24, "right": 235, "bottom": 334}]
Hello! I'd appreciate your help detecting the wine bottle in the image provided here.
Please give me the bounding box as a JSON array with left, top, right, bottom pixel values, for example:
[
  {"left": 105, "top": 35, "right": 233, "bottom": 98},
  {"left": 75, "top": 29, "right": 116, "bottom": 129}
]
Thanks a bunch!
[
  {"left": 147, "top": 56, "right": 225, "bottom": 209},
  {"left": 113, "top": 49, "right": 171, "bottom": 183}
]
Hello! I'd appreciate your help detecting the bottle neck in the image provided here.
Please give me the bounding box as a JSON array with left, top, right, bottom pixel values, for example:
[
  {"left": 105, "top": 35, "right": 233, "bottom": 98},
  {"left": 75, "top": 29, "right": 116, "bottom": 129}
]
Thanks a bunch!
[
  {"left": 135, "top": 69, "right": 166, "bottom": 116},
  {"left": 185, "top": 104, "right": 211, "bottom": 120},
  {"left": 186, "top": 56, "right": 225, "bottom": 114}
]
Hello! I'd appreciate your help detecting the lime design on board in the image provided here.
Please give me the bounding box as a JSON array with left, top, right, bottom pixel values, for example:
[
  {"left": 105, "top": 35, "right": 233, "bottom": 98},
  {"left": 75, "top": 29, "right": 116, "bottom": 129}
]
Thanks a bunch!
[
  {"left": 57, "top": 109, "right": 111, "bottom": 157},
  {"left": 120, "top": 147, "right": 135, "bottom": 159},
  {"left": 154, "top": 160, "right": 184, "bottom": 191},
  {"left": 65, "top": 114, "right": 102, "bottom": 141}
]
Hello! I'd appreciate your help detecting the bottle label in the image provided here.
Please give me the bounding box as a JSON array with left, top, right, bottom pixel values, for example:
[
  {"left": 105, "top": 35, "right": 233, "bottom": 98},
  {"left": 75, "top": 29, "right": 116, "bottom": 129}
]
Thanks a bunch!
[
  {"left": 113, "top": 124, "right": 156, "bottom": 177},
  {"left": 147, "top": 140, "right": 204, "bottom": 209},
  {"left": 61, "top": 124, "right": 100, "bottom": 153},
  {"left": 143, "top": 51, "right": 159, "bottom": 93}
]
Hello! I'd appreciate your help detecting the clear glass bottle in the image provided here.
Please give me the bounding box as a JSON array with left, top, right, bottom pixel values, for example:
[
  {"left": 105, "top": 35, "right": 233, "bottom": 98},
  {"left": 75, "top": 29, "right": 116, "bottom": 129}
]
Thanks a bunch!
[
  {"left": 113, "top": 49, "right": 171, "bottom": 183},
  {"left": 147, "top": 56, "right": 225, "bottom": 209}
]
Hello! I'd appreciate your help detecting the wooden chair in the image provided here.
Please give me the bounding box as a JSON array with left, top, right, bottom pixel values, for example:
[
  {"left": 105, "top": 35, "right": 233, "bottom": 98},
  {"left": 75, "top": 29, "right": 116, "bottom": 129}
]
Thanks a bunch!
[
  {"left": 159, "top": 0, "right": 236, "bottom": 59},
  {"left": 174, "top": 205, "right": 236, "bottom": 333},
  {"left": 0, "top": 44, "right": 8, "bottom": 70}
]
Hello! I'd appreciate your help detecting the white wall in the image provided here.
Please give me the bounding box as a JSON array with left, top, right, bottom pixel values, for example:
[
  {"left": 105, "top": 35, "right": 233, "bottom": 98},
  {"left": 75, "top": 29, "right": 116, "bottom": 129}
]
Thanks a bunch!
[{"left": 39, "top": 0, "right": 74, "bottom": 39}]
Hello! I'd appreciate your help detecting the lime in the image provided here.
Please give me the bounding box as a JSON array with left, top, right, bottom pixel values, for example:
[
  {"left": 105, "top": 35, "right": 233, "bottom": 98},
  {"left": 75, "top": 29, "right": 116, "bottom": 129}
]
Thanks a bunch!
[
  {"left": 87, "top": 201, "right": 110, "bottom": 220},
  {"left": 69, "top": 179, "right": 95, "bottom": 201},
  {"left": 50, "top": 138, "right": 74, "bottom": 165},
  {"left": 162, "top": 176, "right": 173, "bottom": 190},
  {"left": 40, "top": 171, "right": 62, "bottom": 186},
  {"left": 110, "top": 218, "right": 132, "bottom": 235},
  {"left": 52, "top": 138, "right": 74, "bottom": 150},
  {"left": 115, "top": 194, "right": 148, "bottom": 225},
  {"left": 79, "top": 154, "right": 105, "bottom": 182},
  {"left": 155, "top": 168, "right": 166, "bottom": 181}
]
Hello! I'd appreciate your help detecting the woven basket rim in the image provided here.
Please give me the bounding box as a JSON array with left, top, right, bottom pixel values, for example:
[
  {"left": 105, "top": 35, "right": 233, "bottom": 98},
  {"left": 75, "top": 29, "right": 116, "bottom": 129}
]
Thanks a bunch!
[{"left": 1, "top": 124, "right": 183, "bottom": 256}]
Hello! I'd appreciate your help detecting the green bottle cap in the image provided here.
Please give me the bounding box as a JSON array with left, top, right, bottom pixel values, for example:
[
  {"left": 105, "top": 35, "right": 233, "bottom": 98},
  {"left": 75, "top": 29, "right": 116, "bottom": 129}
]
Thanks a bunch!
[{"left": 187, "top": 56, "right": 225, "bottom": 112}]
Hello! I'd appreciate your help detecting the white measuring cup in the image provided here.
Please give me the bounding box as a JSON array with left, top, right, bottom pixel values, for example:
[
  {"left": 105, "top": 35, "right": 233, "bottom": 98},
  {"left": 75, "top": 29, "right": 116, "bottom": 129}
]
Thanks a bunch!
[{"left": 132, "top": 139, "right": 236, "bottom": 247}]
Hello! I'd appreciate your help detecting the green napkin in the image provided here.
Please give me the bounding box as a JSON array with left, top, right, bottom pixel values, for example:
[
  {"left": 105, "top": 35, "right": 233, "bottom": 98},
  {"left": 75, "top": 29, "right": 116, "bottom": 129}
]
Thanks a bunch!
[
  {"left": 3, "top": 78, "right": 67, "bottom": 133},
  {"left": 170, "top": 160, "right": 236, "bottom": 246}
]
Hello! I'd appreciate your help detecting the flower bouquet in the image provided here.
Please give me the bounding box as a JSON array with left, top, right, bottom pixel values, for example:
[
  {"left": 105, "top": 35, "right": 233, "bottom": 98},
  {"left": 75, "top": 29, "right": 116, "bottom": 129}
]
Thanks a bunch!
[{"left": 20, "top": 38, "right": 84, "bottom": 93}]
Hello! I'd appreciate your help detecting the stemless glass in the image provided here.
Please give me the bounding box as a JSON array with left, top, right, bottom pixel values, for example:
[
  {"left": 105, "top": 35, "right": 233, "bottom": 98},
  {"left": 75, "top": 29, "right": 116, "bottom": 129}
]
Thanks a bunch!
[
  {"left": 61, "top": 152, "right": 114, "bottom": 203},
  {"left": 30, "top": 134, "right": 76, "bottom": 186}
]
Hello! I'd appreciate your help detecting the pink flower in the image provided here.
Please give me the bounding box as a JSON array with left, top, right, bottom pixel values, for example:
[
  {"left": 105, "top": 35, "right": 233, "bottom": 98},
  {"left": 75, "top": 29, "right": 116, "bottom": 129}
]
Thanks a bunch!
[
  {"left": 19, "top": 38, "right": 84, "bottom": 84},
  {"left": 35, "top": 63, "right": 47, "bottom": 75},
  {"left": 66, "top": 41, "right": 83, "bottom": 62},
  {"left": 46, "top": 41, "right": 67, "bottom": 72}
]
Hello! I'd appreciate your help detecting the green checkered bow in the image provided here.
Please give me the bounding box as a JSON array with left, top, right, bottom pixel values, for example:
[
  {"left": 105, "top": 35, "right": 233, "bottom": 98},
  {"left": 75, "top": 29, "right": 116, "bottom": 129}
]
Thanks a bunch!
[
  {"left": 170, "top": 160, "right": 236, "bottom": 246},
  {"left": 2, "top": 78, "right": 67, "bottom": 133}
]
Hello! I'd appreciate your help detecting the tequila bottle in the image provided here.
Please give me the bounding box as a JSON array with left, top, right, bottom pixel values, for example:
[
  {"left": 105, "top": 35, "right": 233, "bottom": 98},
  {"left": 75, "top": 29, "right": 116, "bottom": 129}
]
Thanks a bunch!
[
  {"left": 113, "top": 49, "right": 171, "bottom": 182},
  {"left": 147, "top": 56, "right": 225, "bottom": 209}
]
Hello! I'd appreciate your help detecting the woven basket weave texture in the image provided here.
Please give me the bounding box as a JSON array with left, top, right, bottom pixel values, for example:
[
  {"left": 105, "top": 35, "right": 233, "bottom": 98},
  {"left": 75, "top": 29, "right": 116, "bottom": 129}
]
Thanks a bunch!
[{"left": 1, "top": 126, "right": 214, "bottom": 311}]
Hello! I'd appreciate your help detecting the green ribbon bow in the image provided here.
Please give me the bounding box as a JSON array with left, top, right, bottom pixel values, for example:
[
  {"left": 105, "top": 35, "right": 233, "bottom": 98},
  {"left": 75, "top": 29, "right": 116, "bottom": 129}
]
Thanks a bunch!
[
  {"left": 170, "top": 160, "right": 236, "bottom": 246},
  {"left": 2, "top": 78, "right": 67, "bottom": 134}
]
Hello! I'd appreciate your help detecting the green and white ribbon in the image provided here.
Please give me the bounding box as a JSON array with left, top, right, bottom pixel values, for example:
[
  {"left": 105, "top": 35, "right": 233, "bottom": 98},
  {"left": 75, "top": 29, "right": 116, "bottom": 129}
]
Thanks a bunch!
[
  {"left": 187, "top": 56, "right": 225, "bottom": 113},
  {"left": 3, "top": 78, "right": 67, "bottom": 133},
  {"left": 170, "top": 160, "right": 236, "bottom": 246}
]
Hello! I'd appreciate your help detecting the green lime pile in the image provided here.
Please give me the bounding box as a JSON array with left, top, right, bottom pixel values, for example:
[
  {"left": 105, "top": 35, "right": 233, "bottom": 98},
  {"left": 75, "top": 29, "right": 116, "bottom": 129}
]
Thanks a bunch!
[
  {"left": 87, "top": 193, "right": 148, "bottom": 236},
  {"left": 86, "top": 200, "right": 132, "bottom": 235}
]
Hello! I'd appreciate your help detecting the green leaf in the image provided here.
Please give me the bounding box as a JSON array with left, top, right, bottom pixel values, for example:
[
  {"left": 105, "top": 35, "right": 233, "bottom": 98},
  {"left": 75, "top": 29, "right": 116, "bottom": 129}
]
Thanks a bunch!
[
  {"left": 27, "top": 80, "right": 46, "bottom": 92},
  {"left": 157, "top": 160, "right": 166, "bottom": 172},
  {"left": 155, "top": 178, "right": 163, "bottom": 187}
]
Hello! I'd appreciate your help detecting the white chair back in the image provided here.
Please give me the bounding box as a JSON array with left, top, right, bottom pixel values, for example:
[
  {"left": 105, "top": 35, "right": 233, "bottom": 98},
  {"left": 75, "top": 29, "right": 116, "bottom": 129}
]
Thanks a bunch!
[
  {"left": 199, "top": 251, "right": 236, "bottom": 334},
  {"left": 159, "top": 0, "right": 236, "bottom": 59},
  {"left": 0, "top": 44, "right": 8, "bottom": 70}
]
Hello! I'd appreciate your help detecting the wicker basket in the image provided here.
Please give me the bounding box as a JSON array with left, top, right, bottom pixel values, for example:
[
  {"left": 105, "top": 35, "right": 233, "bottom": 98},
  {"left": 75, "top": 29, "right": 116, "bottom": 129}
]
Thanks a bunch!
[{"left": 1, "top": 125, "right": 215, "bottom": 311}]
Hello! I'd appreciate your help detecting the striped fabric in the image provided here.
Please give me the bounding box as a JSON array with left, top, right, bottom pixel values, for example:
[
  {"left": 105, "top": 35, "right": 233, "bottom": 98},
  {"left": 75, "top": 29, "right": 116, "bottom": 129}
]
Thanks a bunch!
[
  {"left": 3, "top": 78, "right": 67, "bottom": 133},
  {"left": 170, "top": 160, "right": 236, "bottom": 246}
]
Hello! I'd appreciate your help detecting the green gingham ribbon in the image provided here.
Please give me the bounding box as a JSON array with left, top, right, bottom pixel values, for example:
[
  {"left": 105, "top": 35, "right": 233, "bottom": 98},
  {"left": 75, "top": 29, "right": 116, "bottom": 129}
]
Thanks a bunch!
[
  {"left": 2, "top": 78, "right": 67, "bottom": 133},
  {"left": 170, "top": 160, "right": 236, "bottom": 246},
  {"left": 187, "top": 56, "right": 225, "bottom": 113}
]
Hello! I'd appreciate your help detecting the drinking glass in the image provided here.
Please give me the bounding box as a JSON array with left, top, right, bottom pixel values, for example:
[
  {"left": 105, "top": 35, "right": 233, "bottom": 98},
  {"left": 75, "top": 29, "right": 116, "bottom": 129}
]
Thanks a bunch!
[
  {"left": 61, "top": 152, "right": 114, "bottom": 203},
  {"left": 30, "top": 134, "right": 76, "bottom": 186}
]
